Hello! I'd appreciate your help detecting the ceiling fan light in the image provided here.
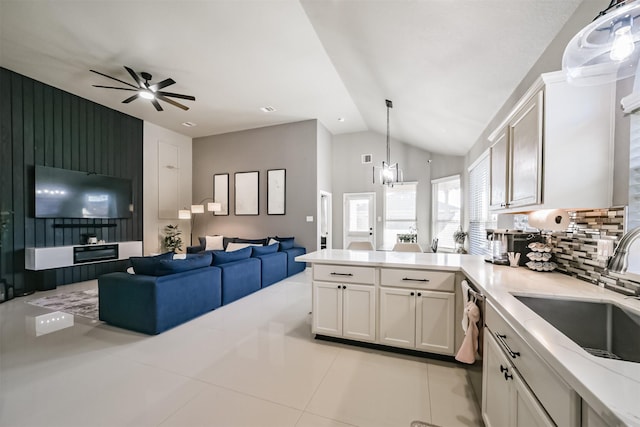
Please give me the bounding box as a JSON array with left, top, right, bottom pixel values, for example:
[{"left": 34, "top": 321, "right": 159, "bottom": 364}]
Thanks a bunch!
[
  {"left": 611, "top": 24, "right": 635, "bottom": 60},
  {"left": 139, "top": 90, "right": 155, "bottom": 100}
]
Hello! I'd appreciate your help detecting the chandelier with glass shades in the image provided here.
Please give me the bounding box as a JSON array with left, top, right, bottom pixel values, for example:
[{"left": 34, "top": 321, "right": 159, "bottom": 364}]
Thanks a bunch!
[{"left": 375, "top": 99, "right": 403, "bottom": 186}]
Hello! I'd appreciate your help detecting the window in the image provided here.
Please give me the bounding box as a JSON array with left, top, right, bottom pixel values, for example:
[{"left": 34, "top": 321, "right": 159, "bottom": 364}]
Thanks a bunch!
[
  {"left": 384, "top": 182, "right": 417, "bottom": 246},
  {"left": 468, "top": 152, "right": 496, "bottom": 255},
  {"left": 432, "top": 175, "right": 461, "bottom": 251}
]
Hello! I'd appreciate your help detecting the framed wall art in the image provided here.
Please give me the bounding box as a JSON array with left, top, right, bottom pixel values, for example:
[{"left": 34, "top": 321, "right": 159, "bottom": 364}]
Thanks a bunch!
[
  {"left": 234, "top": 171, "right": 259, "bottom": 215},
  {"left": 267, "top": 169, "right": 286, "bottom": 215},
  {"left": 213, "top": 173, "right": 229, "bottom": 215}
]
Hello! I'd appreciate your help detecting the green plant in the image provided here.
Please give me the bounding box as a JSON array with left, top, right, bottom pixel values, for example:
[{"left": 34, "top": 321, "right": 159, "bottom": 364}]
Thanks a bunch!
[{"left": 163, "top": 224, "right": 183, "bottom": 253}]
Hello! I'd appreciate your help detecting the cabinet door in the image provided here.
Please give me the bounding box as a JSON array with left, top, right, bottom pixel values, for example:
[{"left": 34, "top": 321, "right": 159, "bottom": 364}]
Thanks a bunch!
[
  {"left": 312, "top": 281, "right": 343, "bottom": 337},
  {"left": 513, "top": 372, "right": 555, "bottom": 427},
  {"left": 482, "top": 331, "right": 513, "bottom": 427},
  {"left": 490, "top": 128, "right": 509, "bottom": 210},
  {"left": 508, "top": 90, "right": 543, "bottom": 208},
  {"left": 378, "top": 287, "right": 415, "bottom": 348},
  {"left": 415, "top": 291, "right": 455, "bottom": 354},
  {"left": 342, "top": 284, "right": 376, "bottom": 342}
]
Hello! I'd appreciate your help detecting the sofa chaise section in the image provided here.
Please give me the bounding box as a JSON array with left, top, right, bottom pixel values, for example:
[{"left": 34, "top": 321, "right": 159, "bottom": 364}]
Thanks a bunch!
[{"left": 99, "top": 257, "right": 222, "bottom": 334}]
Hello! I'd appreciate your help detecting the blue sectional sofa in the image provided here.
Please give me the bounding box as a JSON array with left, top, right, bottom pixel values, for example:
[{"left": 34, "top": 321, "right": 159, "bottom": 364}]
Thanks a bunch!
[
  {"left": 99, "top": 253, "right": 222, "bottom": 335},
  {"left": 98, "top": 237, "right": 306, "bottom": 335}
]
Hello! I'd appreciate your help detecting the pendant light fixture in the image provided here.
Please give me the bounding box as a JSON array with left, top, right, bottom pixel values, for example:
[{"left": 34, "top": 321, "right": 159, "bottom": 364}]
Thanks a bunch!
[
  {"left": 375, "top": 99, "right": 403, "bottom": 186},
  {"left": 563, "top": 0, "right": 640, "bottom": 85}
]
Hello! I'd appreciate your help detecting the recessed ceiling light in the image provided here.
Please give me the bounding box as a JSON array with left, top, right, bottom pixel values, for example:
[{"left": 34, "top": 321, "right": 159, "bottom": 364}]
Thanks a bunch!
[
  {"left": 260, "top": 106, "right": 277, "bottom": 113},
  {"left": 182, "top": 121, "right": 197, "bottom": 127},
  {"left": 338, "top": 117, "right": 345, "bottom": 122}
]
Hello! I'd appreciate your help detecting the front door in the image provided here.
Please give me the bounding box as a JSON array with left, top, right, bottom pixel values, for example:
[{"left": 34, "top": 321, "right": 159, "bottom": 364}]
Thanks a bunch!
[{"left": 343, "top": 192, "right": 375, "bottom": 249}]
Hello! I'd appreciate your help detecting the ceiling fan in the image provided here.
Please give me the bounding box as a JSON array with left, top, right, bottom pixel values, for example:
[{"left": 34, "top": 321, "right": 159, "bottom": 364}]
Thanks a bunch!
[{"left": 90, "top": 66, "right": 196, "bottom": 111}]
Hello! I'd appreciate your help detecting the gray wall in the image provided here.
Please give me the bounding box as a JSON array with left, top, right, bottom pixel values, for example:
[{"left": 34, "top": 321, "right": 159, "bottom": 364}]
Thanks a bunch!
[
  {"left": 464, "top": 0, "right": 632, "bottom": 216},
  {"left": 317, "top": 121, "right": 333, "bottom": 194},
  {"left": 332, "top": 131, "right": 434, "bottom": 248},
  {"left": 192, "top": 120, "right": 318, "bottom": 251}
]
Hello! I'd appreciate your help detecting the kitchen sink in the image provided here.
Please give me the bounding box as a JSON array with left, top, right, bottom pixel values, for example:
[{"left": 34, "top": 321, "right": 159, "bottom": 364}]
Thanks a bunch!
[{"left": 513, "top": 295, "right": 640, "bottom": 363}]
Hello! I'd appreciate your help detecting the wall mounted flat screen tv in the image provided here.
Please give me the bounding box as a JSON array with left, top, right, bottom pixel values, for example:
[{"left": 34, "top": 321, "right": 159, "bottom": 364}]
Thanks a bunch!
[{"left": 35, "top": 165, "right": 132, "bottom": 219}]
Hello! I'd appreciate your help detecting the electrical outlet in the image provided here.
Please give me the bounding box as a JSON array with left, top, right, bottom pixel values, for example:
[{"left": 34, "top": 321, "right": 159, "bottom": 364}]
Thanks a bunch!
[{"left": 306, "top": 216, "right": 314, "bottom": 222}]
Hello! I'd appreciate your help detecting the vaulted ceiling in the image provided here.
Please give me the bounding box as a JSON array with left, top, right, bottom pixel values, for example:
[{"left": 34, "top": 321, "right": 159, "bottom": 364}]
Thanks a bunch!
[{"left": 0, "top": 0, "right": 587, "bottom": 155}]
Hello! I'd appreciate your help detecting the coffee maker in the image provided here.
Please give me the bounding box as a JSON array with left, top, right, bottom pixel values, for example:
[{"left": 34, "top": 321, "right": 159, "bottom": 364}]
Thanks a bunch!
[{"left": 485, "top": 229, "right": 541, "bottom": 266}]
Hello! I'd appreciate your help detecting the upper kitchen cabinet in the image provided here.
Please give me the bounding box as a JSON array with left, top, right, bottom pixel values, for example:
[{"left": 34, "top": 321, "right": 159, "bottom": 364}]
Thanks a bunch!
[{"left": 488, "top": 71, "right": 615, "bottom": 212}]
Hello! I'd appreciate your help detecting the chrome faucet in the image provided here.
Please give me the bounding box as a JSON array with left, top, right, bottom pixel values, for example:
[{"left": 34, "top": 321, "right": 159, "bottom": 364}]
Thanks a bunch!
[{"left": 607, "top": 226, "right": 640, "bottom": 296}]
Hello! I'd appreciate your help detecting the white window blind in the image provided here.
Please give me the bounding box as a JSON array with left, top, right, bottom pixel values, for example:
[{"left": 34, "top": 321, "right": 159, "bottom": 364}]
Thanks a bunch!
[
  {"left": 432, "top": 175, "right": 461, "bottom": 251},
  {"left": 468, "top": 152, "right": 496, "bottom": 255},
  {"left": 384, "top": 183, "right": 417, "bottom": 246}
]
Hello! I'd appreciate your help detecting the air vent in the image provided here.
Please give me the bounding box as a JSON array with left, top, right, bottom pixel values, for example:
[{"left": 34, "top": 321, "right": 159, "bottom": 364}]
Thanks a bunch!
[
  {"left": 182, "top": 121, "right": 197, "bottom": 127},
  {"left": 362, "top": 154, "right": 373, "bottom": 164},
  {"left": 260, "top": 106, "right": 277, "bottom": 113}
]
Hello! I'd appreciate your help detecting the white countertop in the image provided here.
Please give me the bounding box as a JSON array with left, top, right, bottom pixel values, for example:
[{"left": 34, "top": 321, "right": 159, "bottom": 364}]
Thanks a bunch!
[{"left": 298, "top": 249, "right": 640, "bottom": 426}]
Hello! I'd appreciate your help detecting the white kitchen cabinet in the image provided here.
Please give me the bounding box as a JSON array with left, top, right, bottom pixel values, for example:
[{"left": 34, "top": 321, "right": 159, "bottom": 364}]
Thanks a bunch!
[
  {"left": 488, "top": 70, "right": 615, "bottom": 212},
  {"left": 508, "top": 90, "right": 543, "bottom": 209},
  {"left": 490, "top": 127, "right": 509, "bottom": 209},
  {"left": 312, "top": 281, "right": 376, "bottom": 342},
  {"left": 482, "top": 331, "right": 554, "bottom": 427},
  {"left": 379, "top": 286, "right": 455, "bottom": 355}
]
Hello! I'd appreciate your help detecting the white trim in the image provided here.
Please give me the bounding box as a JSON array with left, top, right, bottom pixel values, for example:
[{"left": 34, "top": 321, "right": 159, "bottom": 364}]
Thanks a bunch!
[
  {"left": 468, "top": 149, "right": 490, "bottom": 172},
  {"left": 431, "top": 174, "right": 460, "bottom": 185}
]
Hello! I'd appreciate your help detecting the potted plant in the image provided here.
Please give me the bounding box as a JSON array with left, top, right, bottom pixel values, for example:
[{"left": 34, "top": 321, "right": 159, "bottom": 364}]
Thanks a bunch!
[
  {"left": 453, "top": 226, "right": 468, "bottom": 254},
  {"left": 163, "top": 224, "right": 183, "bottom": 253}
]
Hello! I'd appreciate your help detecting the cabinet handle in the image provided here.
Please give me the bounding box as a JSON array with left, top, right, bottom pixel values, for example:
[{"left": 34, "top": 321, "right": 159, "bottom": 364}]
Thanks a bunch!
[
  {"left": 410, "top": 292, "right": 415, "bottom": 296},
  {"left": 331, "top": 272, "right": 353, "bottom": 277},
  {"left": 417, "top": 292, "right": 422, "bottom": 297},
  {"left": 402, "top": 277, "right": 429, "bottom": 282},
  {"left": 503, "top": 371, "right": 513, "bottom": 381},
  {"left": 496, "top": 333, "right": 521, "bottom": 359},
  {"left": 343, "top": 285, "right": 347, "bottom": 289},
  {"left": 500, "top": 365, "right": 508, "bottom": 373}
]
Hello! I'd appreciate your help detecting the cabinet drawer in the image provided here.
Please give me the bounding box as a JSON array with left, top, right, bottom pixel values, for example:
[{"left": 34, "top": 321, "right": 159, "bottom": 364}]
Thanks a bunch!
[
  {"left": 313, "top": 264, "right": 376, "bottom": 285},
  {"left": 486, "top": 302, "right": 580, "bottom": 427},
  {"left": 380, "top": 268, "right": 454, "bottom": 291}
]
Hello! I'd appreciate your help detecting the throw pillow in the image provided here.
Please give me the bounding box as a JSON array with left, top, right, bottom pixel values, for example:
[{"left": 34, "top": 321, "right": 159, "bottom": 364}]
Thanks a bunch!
[
  {"left": 154, "top": 253, "right": 213, "bottom": 276},
  {"left": 212, "top": 246, "right": 252, "bottom": 265},
  {"left": 130, "top": 252, "right": 174, "bottom": 275},
  {"left": 225, "top": 242, "right": 262, "bottom": 252},
  {"left": 205, "top": 235, "right": 224, "bottom": 251},
  {"left": 275, "top": 236, "right": 295, "bottom": 250},
  {"left": 268, "top": 238, "right": 279, "bottom": 246},
  {"left": 235, "top": 237, "right": 267, "bottom": 246},
  {"left": 251, "top": 243, "right": 279, "bottom": 257}
]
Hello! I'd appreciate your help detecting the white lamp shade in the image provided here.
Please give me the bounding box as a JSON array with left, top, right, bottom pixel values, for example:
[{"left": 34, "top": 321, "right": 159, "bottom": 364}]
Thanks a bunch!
[
  {"left": 191, "top": 204, "right": 205, "bottom": 214},
  {"left": 208, "top": 202, "right": 222, "bottom": 212},
  {"left": 178, "top": 209, "right": 191, "bottom": 219}
]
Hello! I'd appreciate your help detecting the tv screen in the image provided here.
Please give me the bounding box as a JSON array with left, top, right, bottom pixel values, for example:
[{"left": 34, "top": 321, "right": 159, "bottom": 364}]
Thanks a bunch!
[{"left": 35, "top": 166, "right": 132, "bottom": 219}]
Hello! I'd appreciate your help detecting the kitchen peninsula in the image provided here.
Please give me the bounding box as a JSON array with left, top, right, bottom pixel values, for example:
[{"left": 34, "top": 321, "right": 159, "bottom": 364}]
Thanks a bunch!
[{"left": 297, "top": 249, "right": 640, "bottom": 427}]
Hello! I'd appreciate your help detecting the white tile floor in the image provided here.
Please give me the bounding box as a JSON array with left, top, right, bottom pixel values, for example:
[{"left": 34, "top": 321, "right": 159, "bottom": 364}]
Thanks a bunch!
[{"left": 0, "top": 269, "right": 482, "bottom": 427}]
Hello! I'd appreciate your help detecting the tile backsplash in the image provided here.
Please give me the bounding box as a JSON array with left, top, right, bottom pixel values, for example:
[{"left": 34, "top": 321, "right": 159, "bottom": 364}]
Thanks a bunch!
[{"left": 550, "top": 207, "right": 640, "bottom": 296}]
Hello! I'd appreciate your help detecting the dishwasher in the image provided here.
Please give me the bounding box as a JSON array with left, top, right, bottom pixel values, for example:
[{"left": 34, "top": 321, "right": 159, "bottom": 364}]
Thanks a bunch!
[{"left": 462, "top": 279, "right": 485, "bottom": 405}]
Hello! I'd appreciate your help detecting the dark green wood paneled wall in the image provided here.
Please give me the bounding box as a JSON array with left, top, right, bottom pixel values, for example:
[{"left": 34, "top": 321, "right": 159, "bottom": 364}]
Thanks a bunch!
[{"left": 0, "top": 67, "right": 143, "bottom": 294}]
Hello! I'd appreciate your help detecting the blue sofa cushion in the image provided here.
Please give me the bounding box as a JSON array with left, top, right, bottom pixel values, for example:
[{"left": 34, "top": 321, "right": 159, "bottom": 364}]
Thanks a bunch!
[
  {"left": 211, "top": 246, "right": 252, "bottom": 265},
  {"left": 130, "top": 252, "right": 174, "bottom": 275},
  {"left": 255, "top": 251, "right": 287, "bottom": 287},
  {"left": 283, "top": 246, "right": 306, "bottom": 276},
  {"left": 153, "top": 253, "right": 213, "bottom": 276},
  {"left": 252, "top": 243, "right": 279, "bottom": 257},
  {"left": 219, "top": 258, "right": 261, "bottom": 305},
  {"left": 236, "top": 237, "right": 267, "bottom": 246}
]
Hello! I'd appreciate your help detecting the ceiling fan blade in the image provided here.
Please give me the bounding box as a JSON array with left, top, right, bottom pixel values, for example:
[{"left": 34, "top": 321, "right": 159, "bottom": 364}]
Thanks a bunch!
[
  {"left": 157, "top": 94, "right": 189, "bottom": 111},
  {"left": 151, "top": 99, "right": 163, "bottom": 111},
  {"left": 124, "top": 66, "right": 144, "bottom": 87},
  {"left": 90, "top": 69, "right": 139, "bottom": 89},
  {"left": 92, "top": 85, "right": 137, "bottom": 91},
  {"left": 122, "top": 94, "right": 140, "bottom": 104},
  {"left": 149, "top": 78, "right": 175, "bottom": 92},
  {"left": 156, "top": 91, "right": 196, "bottom": 101}
]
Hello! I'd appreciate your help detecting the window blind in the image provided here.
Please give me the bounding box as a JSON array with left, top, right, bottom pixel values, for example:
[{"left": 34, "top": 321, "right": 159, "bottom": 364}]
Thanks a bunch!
[{"left": 468, "top": 153, "right": 495, "bottom": 255}]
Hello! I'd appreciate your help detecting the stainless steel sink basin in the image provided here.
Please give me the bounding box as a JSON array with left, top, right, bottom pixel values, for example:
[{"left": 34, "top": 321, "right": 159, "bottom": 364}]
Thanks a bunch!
[{"left": 514, "top": 295, "right": 640, "bottom": 363}]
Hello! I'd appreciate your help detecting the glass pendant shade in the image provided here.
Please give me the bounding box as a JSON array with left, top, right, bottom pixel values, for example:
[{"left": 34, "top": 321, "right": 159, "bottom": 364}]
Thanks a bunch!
[
  {"left": 563, "top": 0, "right": 640, "bottom": 85},
  {"left": 375, "top": 99, "right": 403, "bottom": 186}
]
